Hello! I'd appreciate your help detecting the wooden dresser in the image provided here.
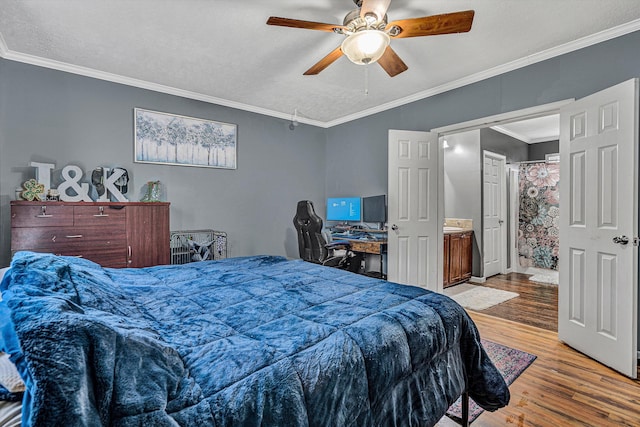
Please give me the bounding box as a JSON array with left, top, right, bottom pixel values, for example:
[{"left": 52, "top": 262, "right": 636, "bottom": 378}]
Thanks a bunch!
[{"left": 11, "top": 201, "right": 170, "bottom": 268}]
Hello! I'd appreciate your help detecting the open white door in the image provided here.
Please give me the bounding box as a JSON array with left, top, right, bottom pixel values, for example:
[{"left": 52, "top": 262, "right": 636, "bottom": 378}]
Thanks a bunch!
[
  {"left": 558, "top": 78, "right": 638, "bottom": 378},
  {"left": 482, "top": 151, "right": 506, "bottom": 277},
  {"left": 387, "top": 130, "right": 440, "bottom": 290}
]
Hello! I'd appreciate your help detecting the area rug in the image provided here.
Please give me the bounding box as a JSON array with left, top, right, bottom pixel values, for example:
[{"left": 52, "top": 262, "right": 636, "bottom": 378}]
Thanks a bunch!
[
  {"left": 529, "top": 272, "right": 559, "bottom": 285},
  {"left": 446, "top": 340, "right": 537, "bottom": 424},
  {"left": 444, "top": 284, "right": 519, "bottom": 311}
]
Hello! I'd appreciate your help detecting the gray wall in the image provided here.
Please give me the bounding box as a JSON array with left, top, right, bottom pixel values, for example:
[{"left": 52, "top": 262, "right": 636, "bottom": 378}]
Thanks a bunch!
[
  {"left": 443, "top": 130, "right": 482, "bottom": 276},
  {"left": 443, "top": 129, "right": 533, "bottom": 277},
  {"left": 323, "top": 29, "right": 640, "bottom": 347},
  {"left": 480, "top": 128, "right": 529, "bottom": 163},
  {"left": 0, "top": 60, "right": 5, "bottom": 264},
  {"left": 2, "top": 27, "right": 640, "bottom": 345},
  {"left": 3, "top": 29, "right": 640, "bottom": 273},
  {"left": 324, "top": 30, "right": 640, "bottom": 199},
  {"left": 529, "top": 140, "right": 559, "bottom": 160},
  {"left": 0, "top": 59, "right": 328, "bottom": 266}
]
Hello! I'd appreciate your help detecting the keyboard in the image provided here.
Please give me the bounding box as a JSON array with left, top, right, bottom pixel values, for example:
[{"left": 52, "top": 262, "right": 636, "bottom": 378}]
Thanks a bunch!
[{"left": 332, "top": 232, "right": 384, "bottom": 241}]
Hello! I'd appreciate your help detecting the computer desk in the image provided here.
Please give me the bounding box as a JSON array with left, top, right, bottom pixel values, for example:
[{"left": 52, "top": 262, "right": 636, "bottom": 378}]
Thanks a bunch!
[{"left": 332, "top": 231, "right": 387, "bottom": 279}]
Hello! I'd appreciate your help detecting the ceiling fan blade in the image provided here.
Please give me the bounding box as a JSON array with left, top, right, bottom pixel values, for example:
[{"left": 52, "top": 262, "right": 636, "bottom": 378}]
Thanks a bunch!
[
  {"left": 304, "top": 46, "right": 344, "bottom": 75},
  {"left": 377, "top": 46, "right": 408, "bottom": 77},
  {"left": 267, "top": 16, "right": 345, "bottom": 33},
  {"left": 360, "top": 0, "right": 391, "bottom": 22},
  {"left": 387, "top": 10, "right": 475, "bottom": 39}
]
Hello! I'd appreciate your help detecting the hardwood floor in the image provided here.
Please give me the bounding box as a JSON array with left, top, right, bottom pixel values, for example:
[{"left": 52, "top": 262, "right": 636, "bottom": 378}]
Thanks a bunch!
[
  {"left": 469, "top": 312, "right": 640, "bottom": 426},
  {"left": 442, "top": 274, "right": 640, "bottom": 426},
  {"left": 466, "top": 273, "right": 558, "bottom": 331}
]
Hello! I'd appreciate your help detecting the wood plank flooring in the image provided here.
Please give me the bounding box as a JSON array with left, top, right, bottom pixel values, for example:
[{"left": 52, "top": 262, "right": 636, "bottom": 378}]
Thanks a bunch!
[
  {"left": 469, "top": 312, "right": 640, "bottom": 426},
  {"left": 467, "top": 273, "right": 558, "bottom": 331},
  {"left": 441, "top": 273, "right": 640, "bottom": 426}
]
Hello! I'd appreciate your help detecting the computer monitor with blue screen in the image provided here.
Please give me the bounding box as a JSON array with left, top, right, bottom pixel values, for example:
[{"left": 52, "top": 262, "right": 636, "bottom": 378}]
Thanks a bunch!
[{"left": 326, "top": 197, "right": 361, "bottom": 222}]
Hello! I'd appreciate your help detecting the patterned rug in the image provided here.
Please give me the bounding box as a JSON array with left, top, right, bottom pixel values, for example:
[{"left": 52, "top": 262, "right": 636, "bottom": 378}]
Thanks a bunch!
[{"left": 446, "top": 339, "right": 537, "bottom": 425}]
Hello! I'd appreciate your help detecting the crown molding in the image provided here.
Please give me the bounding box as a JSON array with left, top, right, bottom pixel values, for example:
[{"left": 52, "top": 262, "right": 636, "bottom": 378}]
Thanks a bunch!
[
  {"left": 432, "top": 99, "right": 572, "bottom": 135},
  {"left": 490, "top": 125, "right": 559, "bottom": 144},
  {"left": 490, "top": 125, "right": 531, "bottom": 143},
  {"left": 2, "top": 18, "right": 640, "bottom": 129},
  {"left": 0, "top": 36, "right": 325, "bottom": 128},
  {"left": 325, "top": 18, "right": 640, "bottom": 128},
  {"left": 0, "top": 32, "right": 8, "bottom": 57}
]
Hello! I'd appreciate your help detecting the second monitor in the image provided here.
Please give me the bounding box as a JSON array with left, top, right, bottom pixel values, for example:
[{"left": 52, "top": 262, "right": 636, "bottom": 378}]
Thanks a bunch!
[{"left": 362, "top": 195, "right": 386, "bottom": 229}]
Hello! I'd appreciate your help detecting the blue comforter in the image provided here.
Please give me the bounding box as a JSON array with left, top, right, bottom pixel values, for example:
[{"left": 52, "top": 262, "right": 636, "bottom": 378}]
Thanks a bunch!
[{"left": 0, "top": 251, "right": 509, "bottom": 426}]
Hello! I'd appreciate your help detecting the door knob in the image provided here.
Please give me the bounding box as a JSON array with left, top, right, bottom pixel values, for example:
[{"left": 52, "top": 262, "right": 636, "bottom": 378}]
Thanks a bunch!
[
  {"left": 391, "top": 224, "right": 399, "bottom": 231},
  {"left": 613, "top": 235, "right": 629, "bottom": 245}
]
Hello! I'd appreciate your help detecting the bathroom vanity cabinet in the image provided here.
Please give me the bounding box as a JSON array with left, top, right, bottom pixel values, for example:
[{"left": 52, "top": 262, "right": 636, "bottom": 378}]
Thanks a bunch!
[{"left": 443, "top": 230, "right": 473, "bottom": 287}]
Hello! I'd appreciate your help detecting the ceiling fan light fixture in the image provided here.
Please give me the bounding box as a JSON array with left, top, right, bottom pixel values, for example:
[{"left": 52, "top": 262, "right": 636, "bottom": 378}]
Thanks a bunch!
[{"left": 341, "top": 30, "right": 390, "bottom": 65}]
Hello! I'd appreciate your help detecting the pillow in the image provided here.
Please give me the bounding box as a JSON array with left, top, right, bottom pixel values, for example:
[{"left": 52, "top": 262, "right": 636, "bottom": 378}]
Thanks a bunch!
[{"left": 0, "top": 354, "right": 23, "bottom": 394}]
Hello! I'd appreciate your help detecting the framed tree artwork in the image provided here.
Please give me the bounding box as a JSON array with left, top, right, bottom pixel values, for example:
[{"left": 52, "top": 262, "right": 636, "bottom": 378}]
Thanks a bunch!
[{"left": 134, "top": 108, "right": 237, "bottom": 169}]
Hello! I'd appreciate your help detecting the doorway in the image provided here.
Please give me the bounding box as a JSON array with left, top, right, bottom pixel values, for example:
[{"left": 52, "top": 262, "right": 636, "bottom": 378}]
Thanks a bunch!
[
  {"left": 482, "top": 150, "right": 506, "bottom": 278},
  {"left": 440, "top": 104, "right": 565, "bottom": 283},
  {"left": 439, "top": 102, "right": 566, "bottom": 329},
  {"left": 435, "top": 80, "right": 639, "bottom": 378}
]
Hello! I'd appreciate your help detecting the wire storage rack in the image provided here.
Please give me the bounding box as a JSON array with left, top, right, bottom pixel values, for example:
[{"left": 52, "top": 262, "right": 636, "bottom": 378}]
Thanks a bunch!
[{"left": 169, "top": 230, "right": 228, "bottom": 265}]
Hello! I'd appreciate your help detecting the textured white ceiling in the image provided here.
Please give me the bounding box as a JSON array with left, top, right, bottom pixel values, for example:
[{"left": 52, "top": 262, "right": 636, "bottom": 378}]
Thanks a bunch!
[
  {"left": 492, "top": 115, "right": 560, "bottom": 144},
  {"left": 1, "top": 0, "right": 640, "bottom": 127}
]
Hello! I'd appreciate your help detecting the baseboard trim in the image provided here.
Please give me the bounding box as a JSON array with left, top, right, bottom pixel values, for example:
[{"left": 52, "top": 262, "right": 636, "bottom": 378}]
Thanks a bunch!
[{"left": 469, "top": 276, "right": 486, "bottom": 284}]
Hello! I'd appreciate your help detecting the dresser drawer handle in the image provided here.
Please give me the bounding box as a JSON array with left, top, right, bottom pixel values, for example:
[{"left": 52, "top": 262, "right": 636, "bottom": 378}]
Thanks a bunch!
[
  {"left": 36, "top": 205, "right": 53, "bottom": 218},
  {"left": 93, "top": 206, "right": 109, "bottom": 217},
  {"left": 65, "top": 235, "right": 84, "bottom": 239},
  {"left": 36, "top": 206, "right": 52, "bottom": 218}
]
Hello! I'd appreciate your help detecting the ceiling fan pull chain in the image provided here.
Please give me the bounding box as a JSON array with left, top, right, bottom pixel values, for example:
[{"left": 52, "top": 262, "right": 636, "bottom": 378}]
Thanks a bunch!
[{"left": 364, "top": 64, "right": 369, "bottom": 95}]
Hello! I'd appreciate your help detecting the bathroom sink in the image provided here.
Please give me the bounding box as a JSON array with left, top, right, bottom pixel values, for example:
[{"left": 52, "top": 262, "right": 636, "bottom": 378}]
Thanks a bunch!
[{"left": 443, "top": 226, "right": 464, "bottom": 232}]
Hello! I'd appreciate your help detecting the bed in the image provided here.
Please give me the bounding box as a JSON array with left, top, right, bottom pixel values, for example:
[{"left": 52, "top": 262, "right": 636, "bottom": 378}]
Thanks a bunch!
[{"left": 0, "top": 251, "right": 509, "bottom": 426}]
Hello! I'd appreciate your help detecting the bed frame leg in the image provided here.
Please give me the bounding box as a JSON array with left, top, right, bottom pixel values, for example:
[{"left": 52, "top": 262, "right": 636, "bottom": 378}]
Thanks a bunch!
[{"left": 461, "top": 391, "right": 470, "bottom": 427}]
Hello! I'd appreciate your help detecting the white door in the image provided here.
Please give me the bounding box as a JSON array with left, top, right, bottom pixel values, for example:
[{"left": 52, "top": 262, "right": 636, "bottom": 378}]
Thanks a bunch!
[
  {"left": 483, "top": 151, "right": 506, "bottom": 277},
  {"left": 387, "top": 130, "right": 440, "bottom": 290},
  {"left": 558, "top": 78, "right": 638, "bottom": 378}
]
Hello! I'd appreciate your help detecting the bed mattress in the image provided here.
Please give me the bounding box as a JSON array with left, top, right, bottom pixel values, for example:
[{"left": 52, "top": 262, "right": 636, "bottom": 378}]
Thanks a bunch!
[{"left": 0, "top": 252, "right": 509, "bottom": 426}]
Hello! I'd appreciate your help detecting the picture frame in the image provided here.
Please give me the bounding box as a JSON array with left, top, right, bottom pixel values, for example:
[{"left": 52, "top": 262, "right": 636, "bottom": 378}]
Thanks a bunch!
[{"left": 134, "top": 108, "right": 237, "bottom": 169}]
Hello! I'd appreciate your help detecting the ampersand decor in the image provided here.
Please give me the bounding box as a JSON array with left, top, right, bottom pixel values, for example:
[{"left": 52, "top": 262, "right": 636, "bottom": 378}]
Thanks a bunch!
[
  {"left": 20, "top": 179, "right": 45, "bottom": 201},
  {"left": 57, "top": 165, "right": 92, "bottom": 202}
]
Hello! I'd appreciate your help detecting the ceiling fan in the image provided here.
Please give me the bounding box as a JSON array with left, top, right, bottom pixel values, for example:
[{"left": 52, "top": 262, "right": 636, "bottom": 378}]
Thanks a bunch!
[{"left": 267, "top": 0, "right": 474, "bottom": 77}]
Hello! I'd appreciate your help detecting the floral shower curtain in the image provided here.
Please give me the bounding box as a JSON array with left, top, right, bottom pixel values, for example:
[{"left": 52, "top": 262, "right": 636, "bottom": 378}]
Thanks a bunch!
[{"left": 518, "top": 162, "right": 560, "bottom": 270}]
